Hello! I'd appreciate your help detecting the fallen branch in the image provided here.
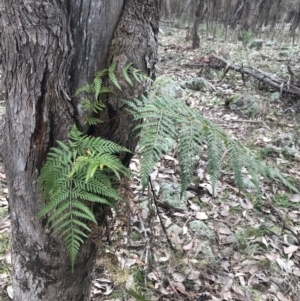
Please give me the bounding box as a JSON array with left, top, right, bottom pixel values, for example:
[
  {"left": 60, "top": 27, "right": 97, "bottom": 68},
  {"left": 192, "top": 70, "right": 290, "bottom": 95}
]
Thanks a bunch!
[{"left": 209, "top": 52, "right": 300, "bottom": 96}]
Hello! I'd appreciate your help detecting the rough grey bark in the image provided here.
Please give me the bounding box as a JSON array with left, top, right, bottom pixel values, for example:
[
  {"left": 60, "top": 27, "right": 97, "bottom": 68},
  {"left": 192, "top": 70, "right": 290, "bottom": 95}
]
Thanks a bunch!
[{"left": 0, "top": 0, "right": 159, "bottom": 300}]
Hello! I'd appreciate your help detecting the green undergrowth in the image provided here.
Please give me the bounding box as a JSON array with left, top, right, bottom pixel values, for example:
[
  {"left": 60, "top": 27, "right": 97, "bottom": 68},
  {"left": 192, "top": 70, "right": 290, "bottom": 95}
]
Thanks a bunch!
[{"left": 38, "top": 61, "right": 299, "bottom": 271}]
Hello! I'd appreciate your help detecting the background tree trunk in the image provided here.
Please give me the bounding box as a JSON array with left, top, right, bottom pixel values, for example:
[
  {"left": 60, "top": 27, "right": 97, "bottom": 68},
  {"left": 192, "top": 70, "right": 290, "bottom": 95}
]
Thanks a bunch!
[
  {"left": 191, "top": 0, "right": 206, "bottom": 49},
  {"left": 0, "top": 0, "right": 159, "bottom": 300}
]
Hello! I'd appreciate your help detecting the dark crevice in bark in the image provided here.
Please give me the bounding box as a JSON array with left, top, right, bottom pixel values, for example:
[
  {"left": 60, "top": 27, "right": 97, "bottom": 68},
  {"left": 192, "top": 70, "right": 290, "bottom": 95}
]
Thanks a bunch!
[{"left": 32, "top": 64, "right": 49, "bottom": 169}]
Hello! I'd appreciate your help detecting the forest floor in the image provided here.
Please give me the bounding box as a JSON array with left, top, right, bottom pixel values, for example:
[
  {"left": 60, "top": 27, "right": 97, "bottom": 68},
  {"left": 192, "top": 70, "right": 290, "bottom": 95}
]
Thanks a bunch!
[{"left": 1, "top": 26, "right": 300, "bottom": 301}]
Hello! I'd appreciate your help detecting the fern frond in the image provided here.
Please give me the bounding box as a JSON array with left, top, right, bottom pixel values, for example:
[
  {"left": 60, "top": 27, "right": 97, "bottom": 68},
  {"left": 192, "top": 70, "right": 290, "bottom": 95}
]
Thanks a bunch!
[
  {"left": 93, "top": 77, "right": 102, "bottom": 101},
  {"left": 75, "top": 84, "right": 92, "bottom": 95},
  {"left": 206, "top": 126, "right": 225, "bottom": 196},
  {"left": 38, "top": 125, "right": 130, "bottom": 269},
  {"left": 132, "top": 97, "right": 177, "bottom": 187},
  {"left": 97, "top": 87, "right": 113, "bottom": 94},
  {"left": 84, "top": 117, "right": 103, "bottom": 125},
  {"left": 108, "top": 62, "right": 121, "bottom": 90},
  {"left": 131, "top": 68, "right": 151, "bottom": 84},
  {"left": 122, "top": 63, "right": 133, "bottom": 86},
  {"left": 95, "top": 68, "right": 108, "bottom": 78},
  {"left": 227, "top": 141, "right": 244, "bottom": 191},
  {"left": 123, "top": 94, "right": 298, "bottom": 197},
  {"left": 178, "top": 117, "right": 205, "bottom": 196},
  {"left": 68, "top": 126, "right": 130, "bottom": 154}
]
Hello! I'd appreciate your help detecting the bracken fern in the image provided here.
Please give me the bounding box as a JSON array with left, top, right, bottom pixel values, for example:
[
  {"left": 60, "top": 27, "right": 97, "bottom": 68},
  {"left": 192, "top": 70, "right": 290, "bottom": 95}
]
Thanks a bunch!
[
  {"left": 39, "top": 65, "right": 299, "bottom": 270},
  {"left": 124, "top": 95, "right": 298, "bottom": 195},
  {"left": 38, "top": 126, "right": 130, "bottom": 269}
]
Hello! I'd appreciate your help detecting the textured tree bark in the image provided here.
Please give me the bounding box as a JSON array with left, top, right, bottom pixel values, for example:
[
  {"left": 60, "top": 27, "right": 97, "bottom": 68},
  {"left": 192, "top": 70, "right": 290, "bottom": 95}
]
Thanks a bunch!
[{"left": 0, "top": 0, "right": 159, "bottom": 300}]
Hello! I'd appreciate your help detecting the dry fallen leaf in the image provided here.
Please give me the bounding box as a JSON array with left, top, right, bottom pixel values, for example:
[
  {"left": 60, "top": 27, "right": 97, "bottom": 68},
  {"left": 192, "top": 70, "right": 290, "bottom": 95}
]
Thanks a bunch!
[
  {"left": 290, "top": 194, "right": 300, "bottom": 203},
  {"left": 219, "top": 224, "right": 232, "bottom": 235},
  {"left": 7, "top": 285, "right": 13, "bottom": 299},
  {"left": 199, "top": 183, "right": 213, "bottom": 195},
  {"left": 158, "top": 253, "right": 170, "bottom": 262},
  {"left": 172, "top": 272, "right": 186, "bottom": 282},
  {"left": 183, "top": 240, "right": 193, "bottom": 251},
  {"left": 195, "top": 212, "right": 208, "bottom": 220},
  {"left": 283, "top": 245, "right": 298, "bottom": 255}
]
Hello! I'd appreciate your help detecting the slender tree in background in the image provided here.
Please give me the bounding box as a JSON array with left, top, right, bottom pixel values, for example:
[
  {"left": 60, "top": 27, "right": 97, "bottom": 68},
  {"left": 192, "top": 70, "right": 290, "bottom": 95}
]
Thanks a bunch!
[{"left": 0, "top": 1, "right": 159, "bottom": 300}]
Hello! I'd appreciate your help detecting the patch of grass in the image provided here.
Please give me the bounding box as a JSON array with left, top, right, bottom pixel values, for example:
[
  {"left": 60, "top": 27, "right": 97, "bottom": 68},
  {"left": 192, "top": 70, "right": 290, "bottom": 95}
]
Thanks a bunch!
[
  {"left": 235, "top": 226, "right": 269, "bottom": 256},
  {"left": 260, "top": 147, "right": 271, "bottom": 159},
  {"left": 131, "top": 231, "right": 141, "bottom": 242},
  {"left": 207, "top": 96, "right": 223, "bottom": 107},
  {"left": 109, "top": 291, "right": 123, "bottom": 299},
  {"left": 216, "top": 25, "right": 226, "bottom": 38},
  {"left": 0, "top": 233, "right": 10, "bottom": 256},
  {"left": 192, "top": 197, "right": 213, "bottom": 210},
  {"left": 238, "top": 30, "right": 254, "bottom": 47},
  {"left": 229, "top": 206, "right": 244, "bottom": 214},
  {"left": 273, "top": 193, "right": 298, "bottom": 209}
]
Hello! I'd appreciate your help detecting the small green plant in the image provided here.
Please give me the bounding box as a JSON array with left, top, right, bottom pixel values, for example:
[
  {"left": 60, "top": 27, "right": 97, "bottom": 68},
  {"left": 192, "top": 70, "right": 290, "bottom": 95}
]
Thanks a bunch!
[
  {"left": 131, "top": 231, "right": 141, "bottom": 242},
  {"left": 260, "top": 147, "right": 271, "bottom": 160},
  {"left": 238, "top": 30, "right": 253, "bottom": 47},
  {"left": 273, "top": 193, "right": 298, "bottom": 209},
  {"left": 235, "top": 226, "right": 268, "bottom": 256},
  {"left": 75, "top": 62, "right": 149, "bottom": 126}
]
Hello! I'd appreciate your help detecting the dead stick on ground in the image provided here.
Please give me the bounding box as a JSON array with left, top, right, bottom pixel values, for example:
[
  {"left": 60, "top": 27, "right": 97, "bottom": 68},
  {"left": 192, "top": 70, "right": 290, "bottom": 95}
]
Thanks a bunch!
[
  {"left": 226, "top": 119, "right": 294, "bottom": 127},
  {"left": 208, "top": 52, "right": 300, "bottom": 96}
]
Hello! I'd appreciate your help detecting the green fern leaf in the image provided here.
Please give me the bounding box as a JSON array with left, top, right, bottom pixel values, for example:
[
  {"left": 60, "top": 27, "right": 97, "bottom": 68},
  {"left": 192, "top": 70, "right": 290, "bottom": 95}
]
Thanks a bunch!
[
  {"left": 178, "top": 118, "right": 205, "bottom": 196},
  {"left": 122, "top": 63, "right": 133, "bottom": 86},
  {"left": 93, "top": 77, "right": 102, "bottom": 101},
  {"left": 206, "top": 126, "right": 224, "bottom": 196},
  {"left": 84, "top": 117, "right": 103, "bottom": 125},
  {"left": 75, "top": 84, "right": 91, "bottom": 95},
  {"left": 95, "top": 68, "right": 108, "bottom": 78},
  {"left": 108, "top": 62, "right": 121, "bottom": 90},
  {"left": 38, "top": 125, "right": 130, "bottom": 269},
  {"left": 227, "top": 141, "right": 244, "bottom": 191}
]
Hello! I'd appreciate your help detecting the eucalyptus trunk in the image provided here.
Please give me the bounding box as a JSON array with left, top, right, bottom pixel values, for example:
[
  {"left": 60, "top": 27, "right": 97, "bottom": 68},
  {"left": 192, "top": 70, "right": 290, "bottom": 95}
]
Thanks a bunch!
[{"left": 0, "top": 1, "right": 159, "bottom": 300}]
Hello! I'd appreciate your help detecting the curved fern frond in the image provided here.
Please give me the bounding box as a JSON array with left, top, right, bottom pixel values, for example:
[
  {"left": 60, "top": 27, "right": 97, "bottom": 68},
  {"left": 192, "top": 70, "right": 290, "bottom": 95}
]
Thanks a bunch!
[
  {"left": 123, "top": 94, "right": 298, "bottom": 196},
  {"left": 131, "top": 96, "right": 177, "bottom": 187}
]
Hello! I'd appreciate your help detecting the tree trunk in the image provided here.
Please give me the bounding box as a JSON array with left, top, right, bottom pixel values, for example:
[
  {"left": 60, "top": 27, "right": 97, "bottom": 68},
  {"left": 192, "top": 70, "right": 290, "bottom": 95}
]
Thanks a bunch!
[
  {"left": 230, "top": 0, "right": 245, "bottom": 29},
  {"left": 290, "top": 2, "right": 300, "bottom": 42},
  {"left": 191, "top": 0, "right": 205, "bottom": 49},
  {"left": 0, "top": 1, "right": 159, "bottom": 300}
]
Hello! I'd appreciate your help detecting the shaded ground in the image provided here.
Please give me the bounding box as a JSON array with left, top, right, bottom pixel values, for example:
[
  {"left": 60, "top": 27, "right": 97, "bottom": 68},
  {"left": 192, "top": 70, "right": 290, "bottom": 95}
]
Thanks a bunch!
[{"left": 1, "top": 26, "right": 300, "bottom": 301}]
